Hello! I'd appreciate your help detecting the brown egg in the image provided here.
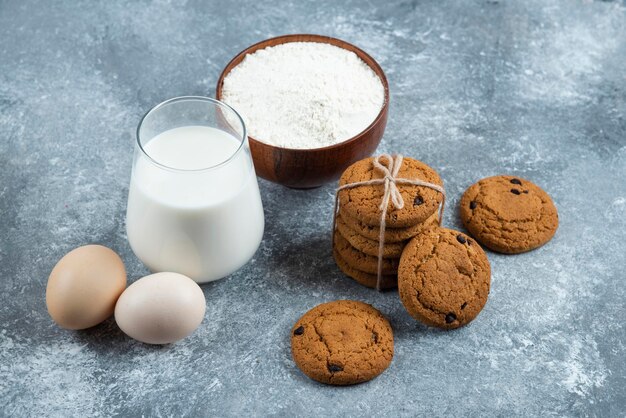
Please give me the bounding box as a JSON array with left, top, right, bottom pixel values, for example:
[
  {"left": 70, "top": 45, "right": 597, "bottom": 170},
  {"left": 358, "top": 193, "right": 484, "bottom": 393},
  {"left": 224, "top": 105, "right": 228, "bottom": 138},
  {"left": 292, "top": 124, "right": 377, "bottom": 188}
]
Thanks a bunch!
[{"left": 46, "top": 245, "right": 127, "bottom": 330}]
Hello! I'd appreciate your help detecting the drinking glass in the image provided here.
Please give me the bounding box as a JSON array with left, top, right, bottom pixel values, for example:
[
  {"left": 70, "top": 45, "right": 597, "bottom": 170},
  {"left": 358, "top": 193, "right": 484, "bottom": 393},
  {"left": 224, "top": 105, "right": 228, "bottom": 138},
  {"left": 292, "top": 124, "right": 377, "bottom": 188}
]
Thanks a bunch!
[{"left": 126, "top": 96, "right": 264, "bottom": 283}]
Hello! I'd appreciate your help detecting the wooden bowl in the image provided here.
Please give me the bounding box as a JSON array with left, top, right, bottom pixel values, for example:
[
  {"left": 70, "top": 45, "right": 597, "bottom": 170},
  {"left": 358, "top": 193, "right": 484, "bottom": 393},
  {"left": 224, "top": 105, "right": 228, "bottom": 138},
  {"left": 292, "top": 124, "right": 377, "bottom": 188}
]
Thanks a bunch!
[{"left": 216, "top": 34, "right": 389, "bottom": 189}]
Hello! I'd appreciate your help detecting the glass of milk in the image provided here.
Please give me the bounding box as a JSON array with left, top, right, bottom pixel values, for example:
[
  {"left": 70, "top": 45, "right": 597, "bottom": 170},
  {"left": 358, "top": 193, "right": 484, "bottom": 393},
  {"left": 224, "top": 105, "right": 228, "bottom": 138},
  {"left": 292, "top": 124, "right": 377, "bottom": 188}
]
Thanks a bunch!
[{"left": 126, "top": 96, "right": 264, "bottom": 283}]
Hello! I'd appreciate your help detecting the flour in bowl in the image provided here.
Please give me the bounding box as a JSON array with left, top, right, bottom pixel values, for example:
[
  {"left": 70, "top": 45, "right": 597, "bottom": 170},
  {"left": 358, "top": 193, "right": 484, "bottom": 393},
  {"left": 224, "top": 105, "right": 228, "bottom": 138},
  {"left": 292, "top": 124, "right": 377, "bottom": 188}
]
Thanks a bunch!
[{"left": 220, "top": 42, "right": 385, "bottom": 149}]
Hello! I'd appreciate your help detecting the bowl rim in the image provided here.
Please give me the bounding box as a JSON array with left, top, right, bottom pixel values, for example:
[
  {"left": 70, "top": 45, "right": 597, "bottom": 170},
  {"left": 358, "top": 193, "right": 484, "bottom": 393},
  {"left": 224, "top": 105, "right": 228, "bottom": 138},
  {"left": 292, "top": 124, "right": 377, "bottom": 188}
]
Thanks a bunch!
[{"left": 215, "top": 33, "right": 390, "bottom": 153}]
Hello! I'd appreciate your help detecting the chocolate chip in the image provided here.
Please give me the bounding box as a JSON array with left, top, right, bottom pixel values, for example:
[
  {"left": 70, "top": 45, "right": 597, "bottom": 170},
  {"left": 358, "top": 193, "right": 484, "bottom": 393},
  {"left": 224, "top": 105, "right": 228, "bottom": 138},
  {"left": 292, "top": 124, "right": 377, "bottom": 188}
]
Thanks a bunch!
[
  {"left": 445, "top": 313, "right": 457, "bottom": 324},
  {"left": 293, "top": 326, "right": 304, "bottom": 336},
  {"left": 510, "top": 178, "right": 522, "bottom": 185},
  {"left": 511, "top": 189, "right": 521, "bottom": 195},
  {"left": 328, "top": 364, "right": 343, "bottom": 373},
  {"left": 470, "top": 201, "right": 477, "bottom": 210},
  {"left": 414, "top": 195, "right": 424, "bottom": 206},
  {"left": 461, "top": 302, "right": 467, "bottom": 310},
  {"left": 523, "top": 190, "right": 529, "bottom": 194},
  {"left": 456, "top": 234, "right": 467, "bottom": 244}
]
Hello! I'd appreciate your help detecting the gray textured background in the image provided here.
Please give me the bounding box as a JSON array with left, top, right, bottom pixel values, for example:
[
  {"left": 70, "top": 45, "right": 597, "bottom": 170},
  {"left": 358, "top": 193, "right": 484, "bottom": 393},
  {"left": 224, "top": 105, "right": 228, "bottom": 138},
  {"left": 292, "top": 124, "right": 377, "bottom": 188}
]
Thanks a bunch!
[{"left": 1, "top": 0, "right": 625, "bottom": 416}]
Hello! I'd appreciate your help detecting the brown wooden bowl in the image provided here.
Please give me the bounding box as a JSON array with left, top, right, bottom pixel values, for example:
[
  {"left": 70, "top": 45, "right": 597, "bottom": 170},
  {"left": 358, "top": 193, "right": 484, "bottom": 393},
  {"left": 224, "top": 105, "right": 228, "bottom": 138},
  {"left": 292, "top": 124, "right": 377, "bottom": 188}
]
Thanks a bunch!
[{"left": 216, "top": 34, "right": 389, "bottom": 189}]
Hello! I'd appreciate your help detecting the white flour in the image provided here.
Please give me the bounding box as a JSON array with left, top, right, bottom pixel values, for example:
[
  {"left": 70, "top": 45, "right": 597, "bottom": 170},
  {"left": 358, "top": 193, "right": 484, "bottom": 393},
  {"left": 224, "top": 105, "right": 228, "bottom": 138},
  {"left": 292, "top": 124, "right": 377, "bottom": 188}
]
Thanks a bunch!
[{"left": 221, "top": 42, "right": 385, "bottom": 149}]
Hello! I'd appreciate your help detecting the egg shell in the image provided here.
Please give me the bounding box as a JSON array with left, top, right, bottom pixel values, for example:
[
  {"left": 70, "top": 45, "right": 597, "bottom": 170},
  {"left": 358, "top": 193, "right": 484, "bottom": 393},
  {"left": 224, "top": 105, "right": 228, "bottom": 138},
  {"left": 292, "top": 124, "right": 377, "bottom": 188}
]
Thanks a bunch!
[
  {"left": 46, "top": 245, "right": 127, "bottom": 330},
  {"left": 114, "top": 272, "right": 206, "bottom": 345}
]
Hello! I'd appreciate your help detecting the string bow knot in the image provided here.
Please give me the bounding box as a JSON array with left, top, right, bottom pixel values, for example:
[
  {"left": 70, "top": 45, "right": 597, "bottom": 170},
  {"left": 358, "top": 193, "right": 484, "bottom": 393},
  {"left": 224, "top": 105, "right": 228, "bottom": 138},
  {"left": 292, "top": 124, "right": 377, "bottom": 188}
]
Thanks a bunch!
[{"left": 373, "top": 153, "right": 406, "bottom": 212}]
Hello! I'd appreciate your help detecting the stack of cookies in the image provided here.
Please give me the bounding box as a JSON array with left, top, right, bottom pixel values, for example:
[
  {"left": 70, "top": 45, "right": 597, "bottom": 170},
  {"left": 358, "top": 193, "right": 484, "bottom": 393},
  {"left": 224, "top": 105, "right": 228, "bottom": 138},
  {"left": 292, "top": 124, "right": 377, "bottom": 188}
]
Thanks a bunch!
[{"left": 332, "top": 156, "right": 445, "bottom": 290}]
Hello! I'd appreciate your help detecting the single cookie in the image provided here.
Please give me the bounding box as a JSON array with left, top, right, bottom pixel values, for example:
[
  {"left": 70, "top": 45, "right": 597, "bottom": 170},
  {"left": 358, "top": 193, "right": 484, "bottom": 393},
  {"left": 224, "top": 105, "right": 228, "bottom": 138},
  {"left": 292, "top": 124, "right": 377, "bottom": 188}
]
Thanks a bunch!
[
  {"left": 334, "top": 231, "right": 399, "bottom": 275},
  {"left": 336, "top": 214, "right": 405, "bottom": 258},
  {"left": 339, "top": 208, "right": 439, "bottom": 243},
  {"left": 459, "top": 175, "right": 558, "bottom": 254},
  {"left": 338, "top": 156, "right": 444, "bottom": 228},
  {"left": 398, "top": 228, "right": 491, "bottom": 329},
  {"left": 291, "top": 300, "right": 394, "bottom": 385},
  {"left": 333, "top": 249, "right": 397, "bottom": 290}
]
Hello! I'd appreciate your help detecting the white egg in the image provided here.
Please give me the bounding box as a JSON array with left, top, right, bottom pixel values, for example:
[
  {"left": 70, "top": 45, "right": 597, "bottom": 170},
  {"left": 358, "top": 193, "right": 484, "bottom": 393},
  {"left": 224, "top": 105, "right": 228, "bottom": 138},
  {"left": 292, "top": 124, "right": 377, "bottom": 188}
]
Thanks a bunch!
[{"left": 114, "top": 272, "right": 206, "bottom": 344}]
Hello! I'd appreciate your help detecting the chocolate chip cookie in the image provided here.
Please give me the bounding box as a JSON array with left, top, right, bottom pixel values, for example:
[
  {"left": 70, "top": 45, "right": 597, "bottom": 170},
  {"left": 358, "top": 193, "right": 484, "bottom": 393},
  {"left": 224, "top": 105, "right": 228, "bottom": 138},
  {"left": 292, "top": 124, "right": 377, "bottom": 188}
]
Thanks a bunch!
[
  {"left": 338, "top": 156, "right": 444, "bottom": 228},
  {"left": 336, "top": 214, "right": 405, "bottom": 258},
  {"left": 339, "top": 209, "right": 439, "bottom": 243},
  {"left": 398, "top": 228, "right": 491, "bottom": 329},
  {"left": 334, "top": 231, "right": 399, "bottom": 275},
  {"left": 333, "top": 249, "right": 397, "bottom": 290},
  {"left": 291, "top": 300, "right": 394, "bottom": 385},
  {"left": 459, "top": 175, "right": 558, "bottom": 254}
]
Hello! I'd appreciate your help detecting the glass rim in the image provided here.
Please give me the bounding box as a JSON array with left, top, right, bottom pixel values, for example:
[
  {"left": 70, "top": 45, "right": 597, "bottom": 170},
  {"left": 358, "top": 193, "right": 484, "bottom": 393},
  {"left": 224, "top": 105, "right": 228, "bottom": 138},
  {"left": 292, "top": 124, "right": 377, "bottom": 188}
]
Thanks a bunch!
[{"left": 136, "top": 96, "right": 248, "bottom": 172}]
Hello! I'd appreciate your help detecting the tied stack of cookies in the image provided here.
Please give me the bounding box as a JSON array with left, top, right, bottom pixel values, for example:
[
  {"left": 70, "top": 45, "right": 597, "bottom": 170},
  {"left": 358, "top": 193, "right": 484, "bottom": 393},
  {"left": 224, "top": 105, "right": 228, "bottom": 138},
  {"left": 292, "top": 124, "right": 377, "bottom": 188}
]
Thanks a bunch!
[{"left": 332, "top": 155, "right": 445, "bottom": 290}]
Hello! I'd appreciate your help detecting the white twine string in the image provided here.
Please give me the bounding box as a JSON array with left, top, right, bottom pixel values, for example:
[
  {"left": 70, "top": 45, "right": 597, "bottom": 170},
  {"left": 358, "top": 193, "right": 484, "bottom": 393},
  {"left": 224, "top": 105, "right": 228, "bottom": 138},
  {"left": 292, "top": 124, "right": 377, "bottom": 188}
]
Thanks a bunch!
[{"left": 332, "top": 154, "right": 446, "bottom": 291}]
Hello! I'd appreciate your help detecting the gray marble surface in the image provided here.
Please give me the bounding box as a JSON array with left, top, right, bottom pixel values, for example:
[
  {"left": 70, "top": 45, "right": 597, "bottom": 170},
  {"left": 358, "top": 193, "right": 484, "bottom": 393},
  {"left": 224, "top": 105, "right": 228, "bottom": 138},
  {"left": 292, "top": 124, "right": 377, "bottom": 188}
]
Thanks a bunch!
[{"left": 1, "top": 0, "right": 625, "bottom": 416}]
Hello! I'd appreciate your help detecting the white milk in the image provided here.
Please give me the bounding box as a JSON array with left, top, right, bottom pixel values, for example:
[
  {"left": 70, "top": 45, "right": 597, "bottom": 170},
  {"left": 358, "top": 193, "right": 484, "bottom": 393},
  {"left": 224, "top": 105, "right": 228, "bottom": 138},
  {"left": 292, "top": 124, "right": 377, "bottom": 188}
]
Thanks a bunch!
[{"left": 126, "top": 126, "right": 264, "bottom": 283}]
